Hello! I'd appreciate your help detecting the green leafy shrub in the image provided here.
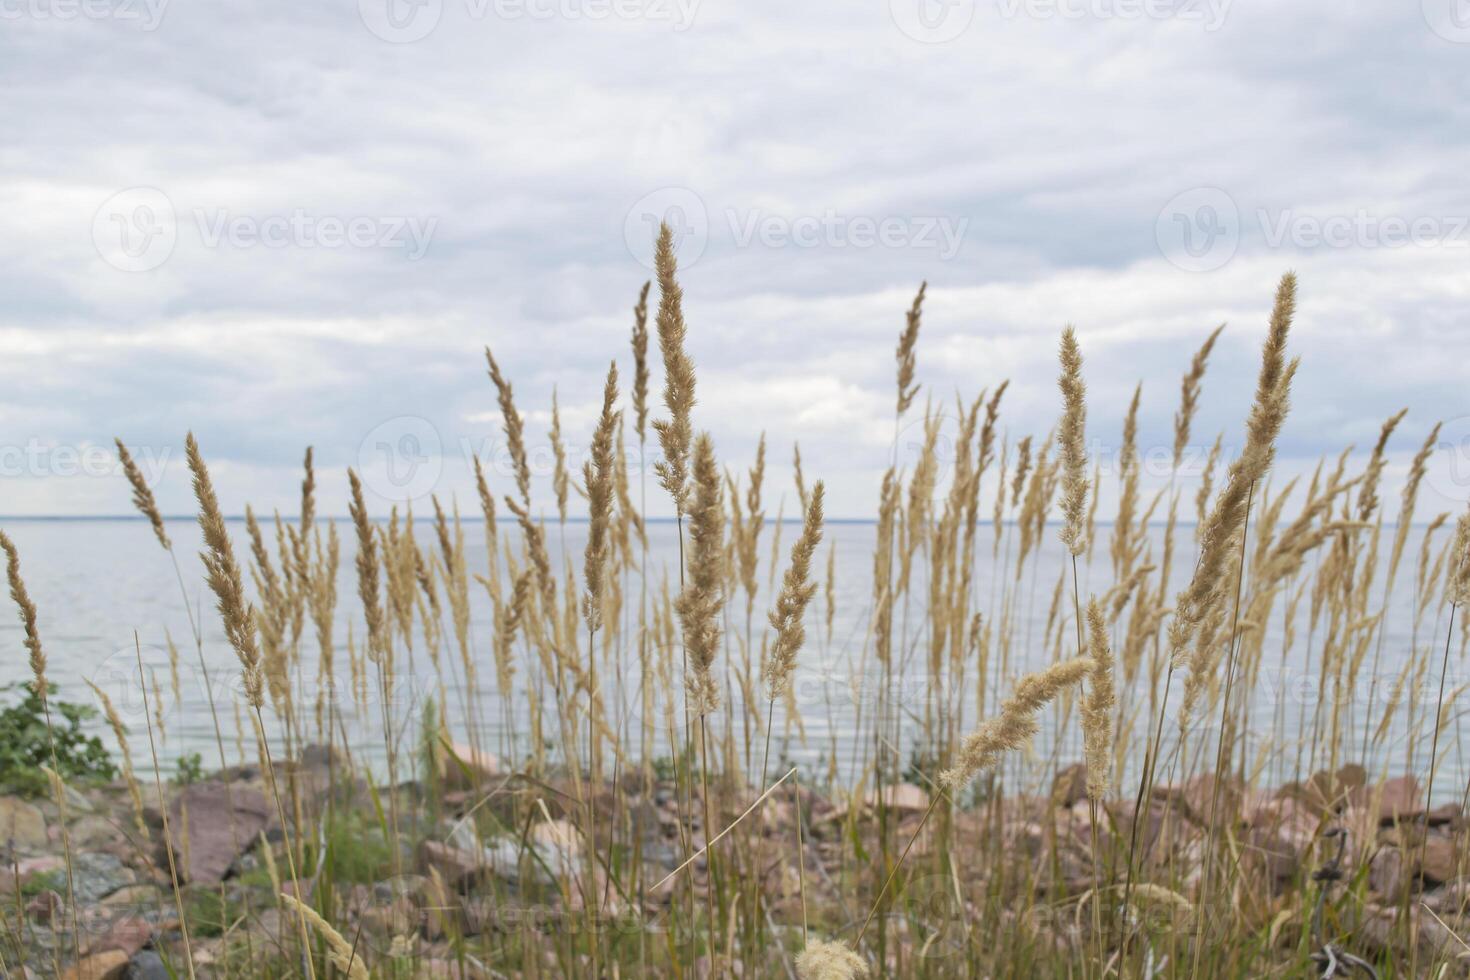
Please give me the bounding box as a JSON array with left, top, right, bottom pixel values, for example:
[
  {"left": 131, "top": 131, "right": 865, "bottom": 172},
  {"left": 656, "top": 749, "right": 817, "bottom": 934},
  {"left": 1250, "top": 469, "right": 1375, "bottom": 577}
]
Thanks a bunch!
[
  {"left": 175, "top": 751, "right": 204, "bottom": 785},
  {"left": 0, "top": 683, "right": 117, "bottom": 797}
]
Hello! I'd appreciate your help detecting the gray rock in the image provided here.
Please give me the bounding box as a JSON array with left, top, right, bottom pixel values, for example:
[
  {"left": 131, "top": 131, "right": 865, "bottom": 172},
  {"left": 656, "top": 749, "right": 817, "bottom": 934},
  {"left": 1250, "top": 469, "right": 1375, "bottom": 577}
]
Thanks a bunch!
[
  {"left": 126, "top": 950, "right": 170, "bottom": 980},
  {"left": 72, "top": 851, "right": 136, "bottom": 903},
  {"left": 0, "top": 795, "right": 48, "bottom": 850},
  {"left": 63, "top": 784, "right": 97, "bottom": 815},
  {"left": 424, "top": 824, "right": 578, "bottom": 887}
]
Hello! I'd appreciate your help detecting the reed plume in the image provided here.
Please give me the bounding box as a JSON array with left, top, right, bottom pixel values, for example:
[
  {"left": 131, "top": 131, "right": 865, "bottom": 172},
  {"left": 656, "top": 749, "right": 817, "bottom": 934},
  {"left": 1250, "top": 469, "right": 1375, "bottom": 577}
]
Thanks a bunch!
[
  {"left": 296, "top": 446, "right": 315, "bottom": 595},
  {"left": 632, "top": 280, "right": 651, "bottom": 442},
  {"left": 583, "top": 361, "right": 621, "bottom": 632},
  {"left": 979, "top": 380, "right": 1008, "bottom": 476},
  {"left": 614, "top": 421, "right": 645, "bottom": 552},
  {"left": 550, "top": 388, "right": 570, "bottom": 523},
  {"left": 115, "top": 438, "right": 170, "bottom": 550},
  {"left": 739, "top": 434, "right": 767, "bottom": 607},
  {"left": 1081, "top": 598, "right": 1115, "bottom": 800},
  {"left": 1173, "top": 323, "right": 1225, "bottom": 466},
  {"left": 1011, "top": 436, "right": 1033, "bottom": 508},
  {"left": 278, "top": 893, "right": 368, "bottom": 980},
  {"left": 472, "top": 454, "right": 500, "bottom": 598},
  {"left": 347, "top": 470, "right": 388, "bottom": 668},
  {"left": 1358, "top": 408, "right": 1408, "bottom": 522},
  {"left": 1450, "top": 512, "right": 1470, "bottom": 605},
  {"left": 485, "top": 348, "right": 532, "bottom": 507},
  {"left": 495, "top": 569, "right": 532, "bottom": 694},
  {"left": 895, "top": 282, "right": 926, "bottom": 416},
  {"left": 1389, "top": 422, "right": 1441, "bottom": 582},
  {"left": 942, "top": 656, "right": 1090, "bottom": 789},
  {"left": 1111, "top": 384, "right": 1141, "bottom": 577},
  {"left": 676, "top": 433, "right": 724, "bottom": 715},
  {"left": 0, "top": 531, "right": 46, "bottom": 698},
  {"left": 1056, "top": 327, "right": 1089, "bottom": 556},
  {"left": 1172, "top": 273, "right": 1298, "bottom": 676},
  {"left": 765, "top": 482, "right": 825, "bottom": 699},
  {"left": 186, "top": 434, "right": 264, "bottom": 709},
  {"left": 651, "top": 222, "right": 696, "bottom": 514},
  {"left": 794, "top": 441, "right": 810, "bottom": 513}
]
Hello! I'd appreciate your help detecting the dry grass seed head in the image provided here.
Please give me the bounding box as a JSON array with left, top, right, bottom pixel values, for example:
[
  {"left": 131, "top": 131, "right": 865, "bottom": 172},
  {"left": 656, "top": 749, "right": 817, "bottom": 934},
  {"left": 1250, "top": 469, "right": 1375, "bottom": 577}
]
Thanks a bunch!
[
  {"left": 115, "top": 438, "right": 170, "bottom": 550},
  {"left": 1056, "top": 326, "right": 1089, "bottom": 556},
  {"left": 765, "top": 482, "right": 826, "bottom": 699},
  {"left": 677, "top": 432, "right": 725, "bottom": 714},
  {"left": 187, "top": 434, "right": 264, "bottom": 708},
  {"left": 797, "top": 939, "right": 869, "bottom": 980},
  {"left": 651, "top": 222, "right": 696, "bottom": 514},
  {"left": 895, "top": 282, "right": 926, "bottom": 416}
]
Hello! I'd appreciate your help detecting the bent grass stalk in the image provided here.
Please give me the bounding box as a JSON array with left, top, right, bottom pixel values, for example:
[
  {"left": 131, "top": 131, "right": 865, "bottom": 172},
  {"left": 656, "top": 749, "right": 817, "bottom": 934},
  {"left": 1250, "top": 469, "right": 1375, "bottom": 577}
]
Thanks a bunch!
[{"left": 133, "top": 633, "right": 197, "bottom": 980}]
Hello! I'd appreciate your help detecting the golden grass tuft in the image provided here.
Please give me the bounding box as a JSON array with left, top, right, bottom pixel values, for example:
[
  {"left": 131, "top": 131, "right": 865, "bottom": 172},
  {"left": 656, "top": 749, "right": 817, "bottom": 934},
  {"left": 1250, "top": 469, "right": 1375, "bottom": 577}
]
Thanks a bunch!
[{"left": 796, "top": 939, "right": 869, "bottom": 980}]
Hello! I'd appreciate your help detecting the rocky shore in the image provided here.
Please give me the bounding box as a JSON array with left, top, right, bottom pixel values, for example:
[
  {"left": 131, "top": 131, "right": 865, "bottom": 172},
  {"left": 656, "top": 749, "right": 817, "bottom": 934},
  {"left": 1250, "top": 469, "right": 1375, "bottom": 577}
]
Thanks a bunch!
[{"left": 2, "top": 749, "right": 1467, "bottom": 977}]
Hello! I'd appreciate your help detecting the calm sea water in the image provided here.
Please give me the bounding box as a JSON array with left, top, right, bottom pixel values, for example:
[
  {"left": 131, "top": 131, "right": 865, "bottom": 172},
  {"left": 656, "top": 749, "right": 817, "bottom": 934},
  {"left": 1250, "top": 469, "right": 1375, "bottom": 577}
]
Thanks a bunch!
[{"left": 0, "top": 517, "right": 1462, "bottom": 799}]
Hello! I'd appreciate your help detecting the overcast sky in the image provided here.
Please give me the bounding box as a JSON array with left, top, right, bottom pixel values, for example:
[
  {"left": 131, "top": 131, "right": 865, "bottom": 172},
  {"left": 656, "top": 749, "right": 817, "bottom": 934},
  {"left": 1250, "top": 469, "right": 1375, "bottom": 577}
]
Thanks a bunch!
[{"left": 1, "top": 0, "right": 1468, "bottom": 520}]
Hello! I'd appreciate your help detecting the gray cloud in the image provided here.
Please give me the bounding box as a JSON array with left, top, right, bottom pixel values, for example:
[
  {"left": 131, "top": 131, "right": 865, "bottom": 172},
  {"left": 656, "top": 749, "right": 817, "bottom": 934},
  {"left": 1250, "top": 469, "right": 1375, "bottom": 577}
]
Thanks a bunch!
[{"left": 0, "top": 0, "right": 1466, "bottom": 518}]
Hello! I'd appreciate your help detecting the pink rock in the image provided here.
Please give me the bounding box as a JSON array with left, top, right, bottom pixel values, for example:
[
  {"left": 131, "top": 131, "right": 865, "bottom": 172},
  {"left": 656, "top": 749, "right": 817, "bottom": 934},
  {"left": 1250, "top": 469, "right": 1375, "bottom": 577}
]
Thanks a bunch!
[
  {"left": 166, "top": 781, "right": 275, "bottom": 885},
  {"left": 863, "top": 783, "right": 930, "bottom": 814},
  {"left": 86, "top": 914, "right": 152, "bottom": 958},
  {"left": 1376, "top": 775, "right": 1422, "bottom": 824},
  {"left": 27, "top": 889, "right": 63, "bottom": 924},
  {"left": 444, "top": 742, "right": 501, "bottom": 787},
  {"left": 1052, "top": 764, "right": 1087, "bottom": 807},
  {"left": 61, "top": 950, "right": 128, "bottom": 980}
]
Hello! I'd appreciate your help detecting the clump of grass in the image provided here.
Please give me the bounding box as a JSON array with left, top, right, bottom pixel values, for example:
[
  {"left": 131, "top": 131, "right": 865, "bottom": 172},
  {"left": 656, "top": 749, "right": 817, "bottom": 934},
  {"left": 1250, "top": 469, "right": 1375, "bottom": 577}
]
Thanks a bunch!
[{"left": 67, "top": 260, "right": 1470, "bottom": 979}]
